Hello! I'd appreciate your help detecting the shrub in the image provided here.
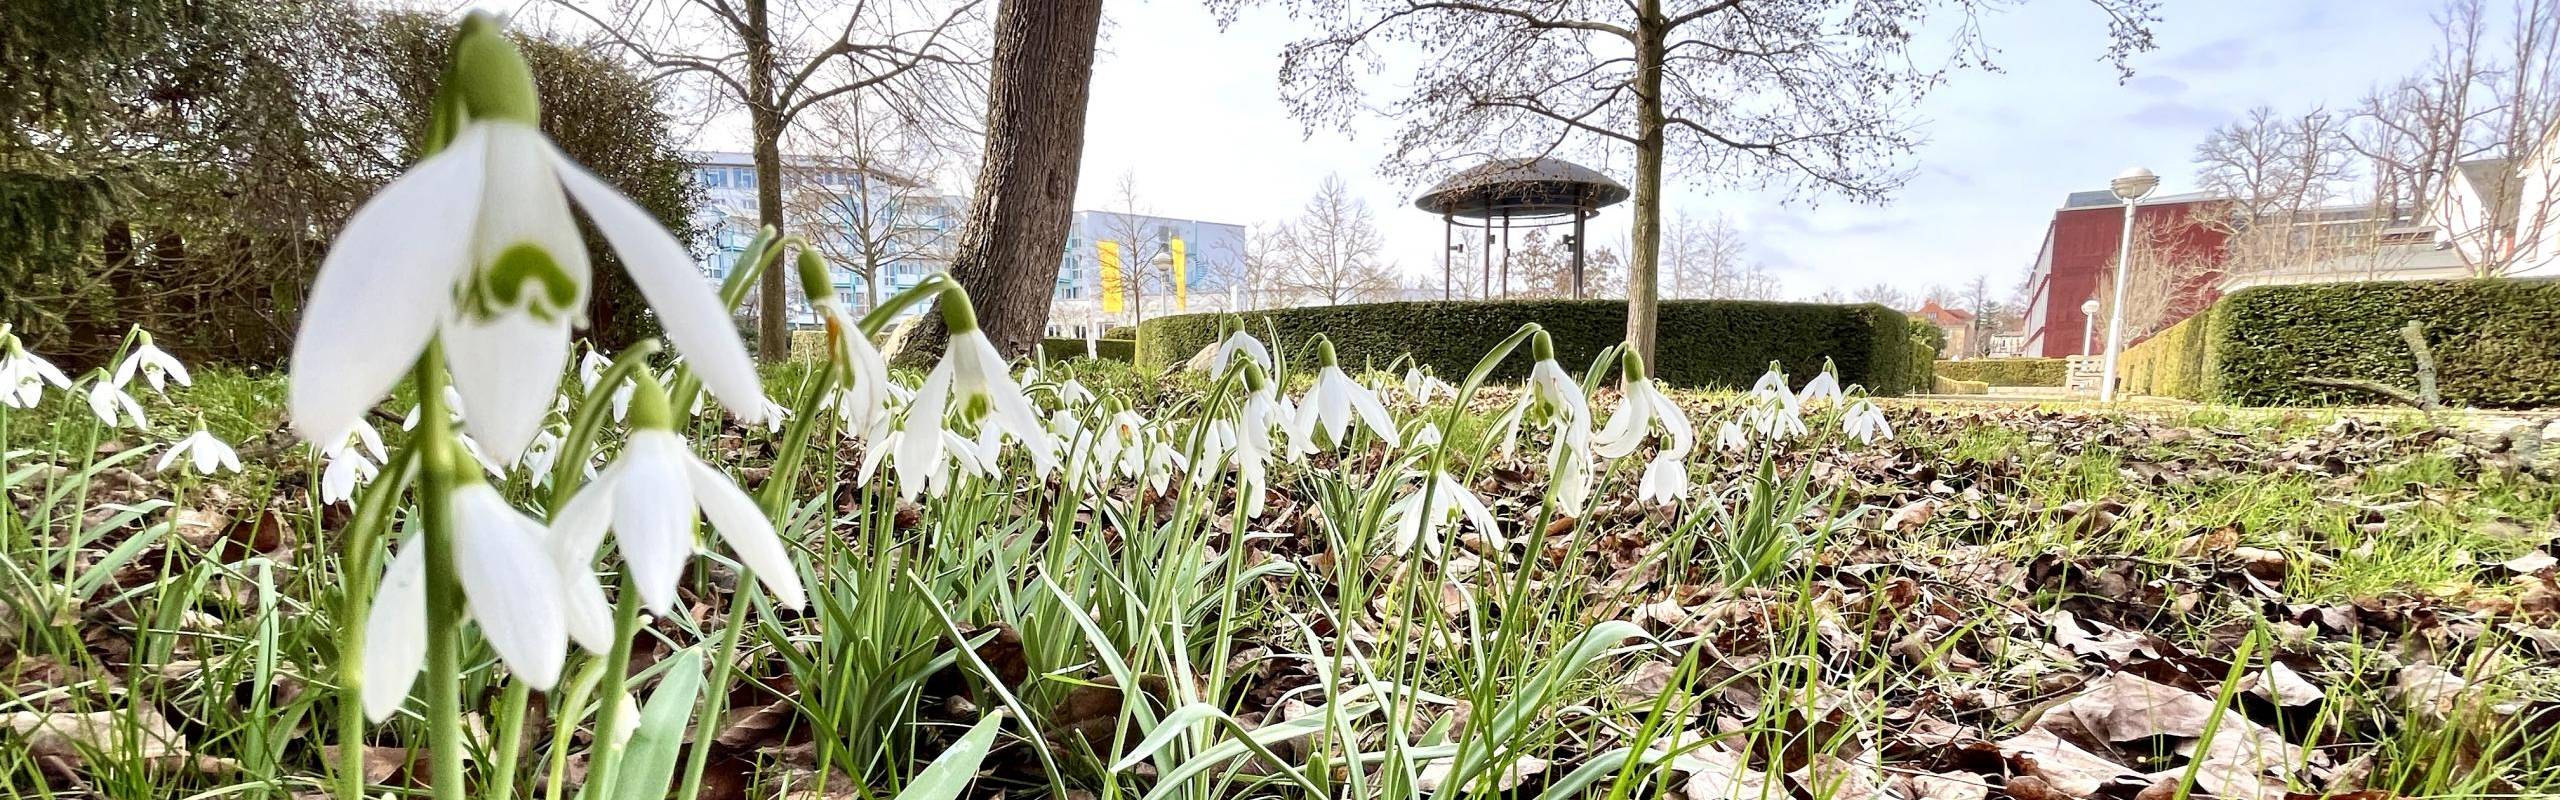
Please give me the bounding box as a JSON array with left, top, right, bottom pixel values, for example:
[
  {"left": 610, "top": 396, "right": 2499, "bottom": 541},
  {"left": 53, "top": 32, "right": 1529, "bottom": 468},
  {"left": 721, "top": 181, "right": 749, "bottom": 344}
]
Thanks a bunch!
[
  {"left": 1933, "top": 358, "right": 2069, "bottom": 387},
  {"left": 2118, "top": 311, "right": 2215, "bottom": 400},
  {"left": 2211, "top": 279, "right": 2560, "bottom": 408},
  {"left": 1135, "top": 299, "right": 1924, "bottom": 395},
  {"left": 1934, "top": 375, "right": 1989, "bottom": 394},
  {"left": 1040, "top": 338, "right": 1135, "bottom": 363}
]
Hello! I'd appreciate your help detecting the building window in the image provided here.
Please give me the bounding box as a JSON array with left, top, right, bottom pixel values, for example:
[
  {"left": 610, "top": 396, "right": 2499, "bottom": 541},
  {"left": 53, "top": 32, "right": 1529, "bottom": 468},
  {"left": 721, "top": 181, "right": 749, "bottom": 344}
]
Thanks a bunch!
[
  {"left": 700, "top": 168, "right": 726, "bottom": 188},
  {"left": 734, "top": 168, "right": 756, "bottom": 189}
]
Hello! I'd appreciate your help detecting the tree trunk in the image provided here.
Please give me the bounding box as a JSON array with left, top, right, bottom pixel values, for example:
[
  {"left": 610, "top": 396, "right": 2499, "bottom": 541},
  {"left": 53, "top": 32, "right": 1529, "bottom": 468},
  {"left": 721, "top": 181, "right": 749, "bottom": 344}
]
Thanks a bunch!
[
  {"left": 745, "top": 0, "right": 790, "bottom": 362},
  {"left": 894, "top": 0, "right": 1103, "bottom": 364},
  {"left": 1624, "top": 0, "right": 1666, "bottom": 366}
]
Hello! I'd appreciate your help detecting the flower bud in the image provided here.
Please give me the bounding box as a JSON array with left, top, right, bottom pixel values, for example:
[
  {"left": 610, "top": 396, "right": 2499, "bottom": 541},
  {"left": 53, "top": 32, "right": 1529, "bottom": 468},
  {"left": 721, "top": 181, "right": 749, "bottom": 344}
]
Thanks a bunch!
[
  {"left": 1620, "top": 348, "right": 1650, "bottom": 382},
  {"left": 450, "top": 12, "right": 541, "bottom": 125},
  {"left": 795, "top": 248, "right": 834, "bottom": 307},
  {"left": 936, "top": 282, "right": 981, "bottom": 335},
  {"left": 626, "top": 370, "right": 675, "bottom": 431}
]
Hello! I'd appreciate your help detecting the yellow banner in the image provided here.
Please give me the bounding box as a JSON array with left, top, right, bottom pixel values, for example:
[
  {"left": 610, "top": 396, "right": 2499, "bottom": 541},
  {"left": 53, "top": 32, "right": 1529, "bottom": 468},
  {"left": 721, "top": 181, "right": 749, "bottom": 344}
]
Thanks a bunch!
[
  {"left": 1171, "top": 237, "right": 1188, "bottom": 310},
  {"left": 1097, "top": 240, "right": 1124, "bottom": 313}
]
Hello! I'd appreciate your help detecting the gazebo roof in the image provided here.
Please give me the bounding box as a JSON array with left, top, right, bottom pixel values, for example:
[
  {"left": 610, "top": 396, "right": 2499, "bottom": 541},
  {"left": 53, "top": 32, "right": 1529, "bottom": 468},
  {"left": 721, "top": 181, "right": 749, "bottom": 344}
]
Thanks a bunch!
[{"left": 1413, "top": 157, "right": 1630, "bottom": 220}]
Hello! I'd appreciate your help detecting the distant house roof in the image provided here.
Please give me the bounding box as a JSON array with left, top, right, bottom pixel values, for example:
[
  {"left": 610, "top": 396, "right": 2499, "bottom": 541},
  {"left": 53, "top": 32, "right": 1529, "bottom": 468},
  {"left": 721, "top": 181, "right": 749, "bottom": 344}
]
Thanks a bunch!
[
  {"left": 2454, "top": 156, "right": 2523, "bottom": 233},
  {"left": 1913, "top": 299, "right": 1974, "bottom": 325},
  {"left": 2060, "top": 189, "right": 2219, "bottom": 209}
]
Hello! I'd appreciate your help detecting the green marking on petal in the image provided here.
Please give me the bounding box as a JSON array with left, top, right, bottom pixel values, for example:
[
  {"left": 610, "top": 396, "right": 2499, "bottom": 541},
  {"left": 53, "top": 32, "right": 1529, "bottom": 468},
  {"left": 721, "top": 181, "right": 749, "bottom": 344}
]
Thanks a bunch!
[{"left": 462, "top": 243, "right": 583, "bottom": 322}]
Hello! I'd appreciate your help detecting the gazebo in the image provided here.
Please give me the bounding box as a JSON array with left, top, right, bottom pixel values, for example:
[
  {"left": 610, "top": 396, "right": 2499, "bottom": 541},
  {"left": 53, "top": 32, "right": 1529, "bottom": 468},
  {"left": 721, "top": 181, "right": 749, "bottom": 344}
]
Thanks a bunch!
[{"left": 1412, "top": 157, "right": 1630, "bottom": 300}]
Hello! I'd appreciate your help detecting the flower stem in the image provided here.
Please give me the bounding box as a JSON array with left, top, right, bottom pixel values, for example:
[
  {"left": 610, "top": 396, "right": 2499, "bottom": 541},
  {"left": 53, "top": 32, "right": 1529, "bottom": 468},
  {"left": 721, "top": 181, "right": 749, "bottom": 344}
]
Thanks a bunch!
[
  {"left": 411, "top": 340, "right": 468, "bottom": 800},
  {"left": 334, "top": 449, "right": 418, "bottom": 800},
  {"left": 586, "top": 573, "right": 645, "bottom": 795}
]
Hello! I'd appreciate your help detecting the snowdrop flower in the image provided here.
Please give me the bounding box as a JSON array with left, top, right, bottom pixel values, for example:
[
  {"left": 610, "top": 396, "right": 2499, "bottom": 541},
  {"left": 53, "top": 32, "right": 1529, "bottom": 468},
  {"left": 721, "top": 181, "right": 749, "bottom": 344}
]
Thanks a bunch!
[
  {"left": 112, "top": 332, "right": 192, "bottom": 394},
  {"left": 1056, "top": 378, "right": 1096, "bottom": 409},
  {"left": 1410, "top": 421, "right": 1444, "bottom": 448},
  {"left": 1637, "top": 451, "right": 1688, "bottom": 504},
  {"left": 1211, "top": 328, "right": 1273, "bottom": 374},
  {"left": 860, "top": 425, "right": 994, "bottom": 497},
  {"left": 157, "top": 426, "right": 242, "bottom": 475},
  {"left": 1745, "top": 395, "right": 1807, "bottom": 441},
  {"left": 403, "top": 386, "right": 469, "bottom": 431},
  {"left": 550, "top": 375, "right": 807, "bottom": 616},
  {"left": 1382, "top": 471, "right": 1502, "bottom": 556},
  {"left": 1086, "top": 410, "right": 1148, "bottom": 483},
  {"left": 290, "top": 14, "right": 765, "bottom": 463},
  {"left": 1716, "top": 420, "right": 1751, "bottom": 453},
  {"left": 362, "top": 478, "right": 609, "bottom": 721},
  {"left": 1403, "top": 366, "right": 1455, "bottom": 404},
  {"left": 891, "top": 287, "right": 1054, "bottom": 499},
  {"left": 317, "top": 421, "right": 389, "bottom": 505},
  {"left": 1749, "top": 362, "right": 1799, "bottom": 412},
  {"left": 577, "top": 347, "right": 612, "bottom": 389},
  {"left": 1843, "top": 398, "right": 1894, "bottom": 445},
  {"left": 1594, "top": 355, "right": 1694, "bottom": 462},
  {"left": 1491, "top": 339, "right": 1594, "bottom": 458},
  {"left": 320, "top": 450, "right": 379, "bottom": 506},
  {"left": 1288, "top": 336, "right": 1399, "bottom": 456},
  {"left": 86, "top": 379, "right": 149, "bottom": 430},
  {"left": 1143, "top": 439, "right": 1185, "bottom": 495},
  {"left": 0, "top": 328, "right": 70, "bottom": 409},
  {"left": 1217, "top": 371, "right": 1283, "bottom": 517},
  {"left": 1796, "top": 359, "right": 1844, "bottom": 408},
  {"left": 1595, "top": 352, "right": 1694, "bottom": 506},
  {"left": 519, "top": 429, "right": 567, "bottom": 486}
]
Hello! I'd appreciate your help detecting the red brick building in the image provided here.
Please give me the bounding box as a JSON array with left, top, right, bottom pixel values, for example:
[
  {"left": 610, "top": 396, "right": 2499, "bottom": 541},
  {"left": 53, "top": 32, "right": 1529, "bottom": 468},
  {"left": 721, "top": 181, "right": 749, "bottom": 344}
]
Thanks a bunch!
[{"left": 2019, "top": 190, "right": 2232, "bottom": 357}]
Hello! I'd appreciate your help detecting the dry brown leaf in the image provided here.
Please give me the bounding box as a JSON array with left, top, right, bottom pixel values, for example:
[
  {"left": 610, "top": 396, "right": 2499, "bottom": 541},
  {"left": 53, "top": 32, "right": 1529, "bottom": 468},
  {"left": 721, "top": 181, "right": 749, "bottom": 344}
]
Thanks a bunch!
[
  {"left": 1897, "top": 772, "right": 1992, "bottom": 800},
  {"left": 1997, "top": 728, "right": 2142, "bottom": 798},
  {"left": 2242, "top": 662, "right": 2322, "bottom": 707},
  {"left": 1677, "top": 745, "right": 1771, "bottom": 800}
]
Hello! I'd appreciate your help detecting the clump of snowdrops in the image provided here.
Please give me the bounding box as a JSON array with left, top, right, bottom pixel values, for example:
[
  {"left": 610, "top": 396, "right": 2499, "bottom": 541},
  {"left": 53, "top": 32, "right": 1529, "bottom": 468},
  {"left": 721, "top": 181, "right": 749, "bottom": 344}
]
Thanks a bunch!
[{"left": 0, "top": 14, "right": 1909, "bottom": 800}]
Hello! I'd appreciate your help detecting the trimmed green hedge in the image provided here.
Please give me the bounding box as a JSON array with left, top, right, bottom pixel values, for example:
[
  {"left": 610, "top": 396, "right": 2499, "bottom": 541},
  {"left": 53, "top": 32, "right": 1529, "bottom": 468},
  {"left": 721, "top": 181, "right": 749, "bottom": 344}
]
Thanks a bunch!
[
  {"left": 1934, "top": 358, "right": 2070, "bottom": 387},
  {"left": 1041, "top": 338, "right": 1135, "bottom": 363},
  {"left": 2119, "top": 312, "right": 2215, "bottom": 400},
  {"left": 1934, "top": 375, "right": 1990, "bottom": 395},
  {"left": 1135, "top": 299, "right": 1924, "bottom": 395},
  {"left": 2212, "top": 279, "right": 2560, "bottom": 408}
]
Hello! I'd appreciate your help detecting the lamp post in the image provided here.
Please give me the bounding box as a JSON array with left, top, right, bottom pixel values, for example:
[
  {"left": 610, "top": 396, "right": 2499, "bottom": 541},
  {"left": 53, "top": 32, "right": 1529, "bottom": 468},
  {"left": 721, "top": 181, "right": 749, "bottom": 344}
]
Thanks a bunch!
[
  {"left": 2099, "top": 166, "right": 2159, "bottom": 403},
  {"left": 2079, "top": 298, "right": 2100, "bottom": 356}
]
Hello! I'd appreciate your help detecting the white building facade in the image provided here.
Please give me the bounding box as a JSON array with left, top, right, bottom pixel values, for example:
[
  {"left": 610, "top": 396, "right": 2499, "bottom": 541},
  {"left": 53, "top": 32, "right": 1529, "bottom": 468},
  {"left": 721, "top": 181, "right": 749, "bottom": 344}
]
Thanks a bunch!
[
  {"left": 688, "top": 151, "right": 963, "bottom": 326},
  {"left": 1047, "top": 210, "right": 1250, "bottom": 339}
]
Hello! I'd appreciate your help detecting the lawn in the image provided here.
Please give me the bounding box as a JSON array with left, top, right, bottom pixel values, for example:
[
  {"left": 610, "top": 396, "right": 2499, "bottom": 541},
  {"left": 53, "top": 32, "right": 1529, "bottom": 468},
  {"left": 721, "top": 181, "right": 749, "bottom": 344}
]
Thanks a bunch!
[{"left": 3, "top": 354, "right": 2556, "bottom": 800}]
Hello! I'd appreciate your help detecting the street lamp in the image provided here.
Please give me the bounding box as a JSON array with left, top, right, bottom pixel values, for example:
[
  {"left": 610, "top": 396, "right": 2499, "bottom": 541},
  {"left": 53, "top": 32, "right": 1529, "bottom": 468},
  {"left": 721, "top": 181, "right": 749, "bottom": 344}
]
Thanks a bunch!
[
  {"left": 1133, "top": 249, "right": 1175, "bottom": 329},
  {"left": 2079, "top": 298, "right": 2101, "bottom": 356},
  {"left": 2098, "top": 166, "right": 2158, "bottom": 403}
]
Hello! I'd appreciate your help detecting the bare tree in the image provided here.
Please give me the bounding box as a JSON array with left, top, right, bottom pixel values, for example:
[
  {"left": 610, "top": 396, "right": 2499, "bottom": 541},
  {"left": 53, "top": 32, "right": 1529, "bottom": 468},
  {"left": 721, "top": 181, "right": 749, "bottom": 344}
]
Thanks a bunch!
[
  {"left": 1091, "top": 170, "right": 1182, "bottom": 327},
  {"left": 788, "top": 95, "right": 969, "bottom": 312},
  {"left": 565, "top": 0, "right": 988, "bottom": 360},
  {"left": 2345, "top": 0, "right": 2560, "bottom": 276},
  {"left": 1960, "top": 274, "right": 2000, "bottom": 358},
  {"left": 1851, "top": 283, "right": 1909, "bottom": 310},
  {"left": 1269, "top": 174, "right": 1399, "bottom": 305},
  {"left": 1219, "top": 0, "right": 2158, "bottom": 364},
  {"left": 1732, "top": 261, "right": 1785, "bottom": 301}
]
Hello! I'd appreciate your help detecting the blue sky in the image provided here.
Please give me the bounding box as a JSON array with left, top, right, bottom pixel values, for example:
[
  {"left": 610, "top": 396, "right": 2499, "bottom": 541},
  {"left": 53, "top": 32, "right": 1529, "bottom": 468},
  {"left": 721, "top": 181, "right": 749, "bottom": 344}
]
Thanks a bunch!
[{"left": 1072, "top": 0, "right": 2458, "bottom": 299}]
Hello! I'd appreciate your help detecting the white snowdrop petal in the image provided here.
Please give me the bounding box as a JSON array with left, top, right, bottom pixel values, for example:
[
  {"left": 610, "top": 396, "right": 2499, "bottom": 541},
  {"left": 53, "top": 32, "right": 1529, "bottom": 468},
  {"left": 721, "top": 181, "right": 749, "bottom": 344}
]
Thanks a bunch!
[
  {"left": 894, "top": 362, "right": 955, "bottom": 499},
  {"left": 686, "top": 460, "right": 805, "bottom": 609},
  {"left": 611, "top": 434, "right": 699, "bottom": 615},
  {"left": 361, "top": 541, "right": 430, "bottom": 722},
  {"left": 442, "top": 311, "right": 570, "bottom": 464},
  {"left": 289, "top": 127, "right": 489, "bottom": 445},
  {"left": 450, "top": 488, "right": 568, "bottom": 690},
  {"left": 551, "top": 144, "right": 766, "bottom": 422}
]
